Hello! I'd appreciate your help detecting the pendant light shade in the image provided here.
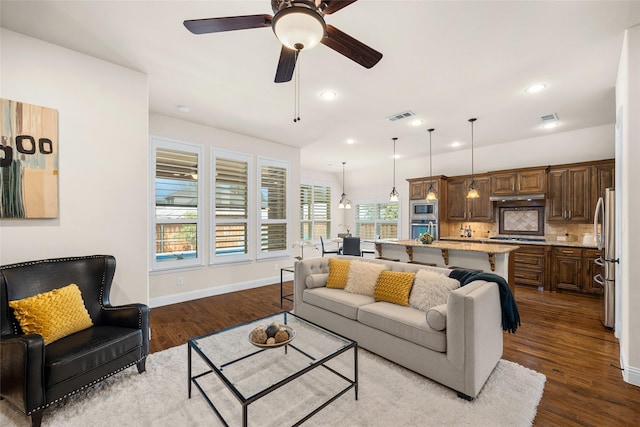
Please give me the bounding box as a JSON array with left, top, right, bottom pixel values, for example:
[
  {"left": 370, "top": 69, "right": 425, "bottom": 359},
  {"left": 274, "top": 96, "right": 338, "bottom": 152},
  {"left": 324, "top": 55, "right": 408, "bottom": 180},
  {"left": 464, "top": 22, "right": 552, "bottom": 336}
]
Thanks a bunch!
[
  {"left": 466, "top": 118, "right": 480, "bottom": 199},
  {"left": 425, "top": 128, "right": 437, "bottom": 201},
  {"left": 389, "top": 137, "right": 399, "bottom": 202},
  {"left": 338, "top": 161, "right": 352, "bottom": 209}
]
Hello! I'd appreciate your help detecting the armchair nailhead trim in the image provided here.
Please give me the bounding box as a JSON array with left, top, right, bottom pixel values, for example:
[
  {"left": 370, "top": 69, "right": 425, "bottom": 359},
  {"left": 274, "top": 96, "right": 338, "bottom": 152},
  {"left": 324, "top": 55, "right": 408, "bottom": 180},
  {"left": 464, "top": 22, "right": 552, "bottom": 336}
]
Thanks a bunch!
[{"left": 25, "top": 356, "right": 147, "bottom": 416}]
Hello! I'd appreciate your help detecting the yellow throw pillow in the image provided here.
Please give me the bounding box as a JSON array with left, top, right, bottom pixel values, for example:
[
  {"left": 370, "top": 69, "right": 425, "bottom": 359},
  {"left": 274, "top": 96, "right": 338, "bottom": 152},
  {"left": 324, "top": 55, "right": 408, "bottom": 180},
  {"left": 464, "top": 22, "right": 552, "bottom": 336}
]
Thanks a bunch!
[
  {"left": 374, "top": 271, "right": 416, "bottom": 306},
  {"left": 9, "top": 283, "right": 94, "bottom": 345},
  {"left": 326, "top": 258, "right": 351, "bottom": 289}
]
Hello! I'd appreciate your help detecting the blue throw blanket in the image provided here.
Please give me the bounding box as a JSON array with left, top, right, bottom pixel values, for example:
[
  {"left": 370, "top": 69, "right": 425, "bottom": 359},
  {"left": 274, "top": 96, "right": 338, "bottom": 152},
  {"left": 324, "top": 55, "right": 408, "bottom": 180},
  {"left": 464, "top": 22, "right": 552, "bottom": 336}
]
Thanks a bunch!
[{"left": 449, "top": 269, "right": 521, "bottom": 334}]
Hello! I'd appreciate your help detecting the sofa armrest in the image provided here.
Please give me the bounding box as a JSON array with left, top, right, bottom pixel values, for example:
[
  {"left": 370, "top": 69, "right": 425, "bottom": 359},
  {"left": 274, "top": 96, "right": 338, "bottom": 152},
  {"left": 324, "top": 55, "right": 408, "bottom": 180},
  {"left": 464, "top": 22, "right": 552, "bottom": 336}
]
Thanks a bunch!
[
  {"left": 446, "top": 280, "right": 503, "bottom": 396},
  {"left": 100, "top": 304, "right": 150, "bottom": 356},
  {"left": 0, "top": 334, "right": 45, "bottom": 414}
]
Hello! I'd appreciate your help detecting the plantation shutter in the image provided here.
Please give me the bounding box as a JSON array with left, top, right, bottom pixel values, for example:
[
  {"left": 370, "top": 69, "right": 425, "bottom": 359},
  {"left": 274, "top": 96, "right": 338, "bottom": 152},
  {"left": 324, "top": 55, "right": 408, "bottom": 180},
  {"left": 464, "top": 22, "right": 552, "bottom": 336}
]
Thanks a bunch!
[
  {"left": 214, "top": 155, "right": 249, "bottom": 257},
  {"left": 260, "top": 163, "right": 287, "bottom": 252}
]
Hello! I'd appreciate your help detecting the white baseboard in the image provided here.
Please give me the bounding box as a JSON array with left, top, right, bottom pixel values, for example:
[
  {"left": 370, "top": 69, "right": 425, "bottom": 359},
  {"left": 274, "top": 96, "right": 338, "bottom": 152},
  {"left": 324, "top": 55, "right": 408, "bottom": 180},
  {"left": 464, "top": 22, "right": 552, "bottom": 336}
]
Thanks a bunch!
[
  {"left": 621, "top": 351, "right": 640, "bottom": 387},
  {"left": 149, "top": 271, "right": 295, "bottom": 308}
]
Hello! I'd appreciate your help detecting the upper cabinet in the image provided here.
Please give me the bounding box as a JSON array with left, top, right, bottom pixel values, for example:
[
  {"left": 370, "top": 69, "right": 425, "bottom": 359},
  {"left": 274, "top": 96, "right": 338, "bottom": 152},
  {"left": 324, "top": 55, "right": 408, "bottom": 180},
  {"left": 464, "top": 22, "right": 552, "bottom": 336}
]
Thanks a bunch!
[
  {"left": 546, "top": 165, "right": 591, "bottom": 222},
  {"left": 546, "top": 160, "right": 614, "bottom": 223},
  {"left": 408, "top": 176, "right": 442, "bottom": 200},
  {"left": 446, "top": 175, "right": 493, "bottom": 222},
  {"left": 491, "top": 168, "right": 546, "bottom": 196}
]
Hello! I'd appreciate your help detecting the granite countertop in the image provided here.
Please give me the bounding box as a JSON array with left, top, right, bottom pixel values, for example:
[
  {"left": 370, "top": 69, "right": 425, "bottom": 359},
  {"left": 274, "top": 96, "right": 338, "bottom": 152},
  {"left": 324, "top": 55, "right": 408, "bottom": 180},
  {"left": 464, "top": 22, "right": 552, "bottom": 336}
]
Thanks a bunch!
[
  {"left": 381, "top": 239, "right": 520, "bottom": 254},
  {"left": 439, "top": 236, "right": 598, "bottom": 249}
]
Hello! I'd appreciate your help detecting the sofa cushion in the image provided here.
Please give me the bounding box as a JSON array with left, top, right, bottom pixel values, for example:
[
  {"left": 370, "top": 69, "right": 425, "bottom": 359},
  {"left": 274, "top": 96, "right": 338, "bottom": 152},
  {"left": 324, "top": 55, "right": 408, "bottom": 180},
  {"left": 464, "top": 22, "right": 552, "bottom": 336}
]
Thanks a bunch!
[
  {"left": 409, "top": 270, "right": 460, "bottom": 311},
  {"left": 305, "top": 273, "right": 329, "bottom": 289},
  {"left": 9, "top": 283, "right": 94, "bottom": 345},
  {"left": 344, "top": 260, "right": 385, "bottom": 297},
  {"left": 426, "top": 304, "right": 447, "bottom": 331},
  {"left": 374, "top": 271, "right": 415, "bottom": 306},
  {"left": 326, "top": 258, "right": 351, "bottom": 289},
  {"left": 303, "top": 287, "right": 374, "bottom": 320},
  {"left": 358, "top": 302, "right": 446, "bottom": 352}
]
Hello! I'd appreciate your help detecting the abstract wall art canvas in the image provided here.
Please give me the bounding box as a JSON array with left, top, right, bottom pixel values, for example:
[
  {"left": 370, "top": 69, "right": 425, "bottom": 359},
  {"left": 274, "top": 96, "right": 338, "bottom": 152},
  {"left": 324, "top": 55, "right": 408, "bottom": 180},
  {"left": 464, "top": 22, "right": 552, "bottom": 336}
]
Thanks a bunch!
[{"left": 1, "top": 99, "right": 59, "bottom": 218}]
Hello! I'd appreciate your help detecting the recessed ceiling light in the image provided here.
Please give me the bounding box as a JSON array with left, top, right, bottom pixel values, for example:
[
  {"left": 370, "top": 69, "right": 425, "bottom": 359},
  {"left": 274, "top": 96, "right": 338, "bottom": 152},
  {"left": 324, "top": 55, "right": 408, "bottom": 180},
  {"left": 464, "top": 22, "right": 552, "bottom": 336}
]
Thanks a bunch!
[
  {"left": 410, "top": 118, "right": 424, "bottom": 127},
  {"left": 346, "top": 138, "right": 355, "bottom": 144},
  {"left": 543, "top": 122, "right": 558, "bottom": 129},
  {"left": 320, "top": 91, "right": 337, "bottom": 100},
  {"left": 524, "top": 83, "right": 546, "bottom": 94},
  {"left": 451, "top": 141, "right": 463, "bottom": 148},
  {"left": 177, "top": 105, "right": 190, "bottom": 113}
]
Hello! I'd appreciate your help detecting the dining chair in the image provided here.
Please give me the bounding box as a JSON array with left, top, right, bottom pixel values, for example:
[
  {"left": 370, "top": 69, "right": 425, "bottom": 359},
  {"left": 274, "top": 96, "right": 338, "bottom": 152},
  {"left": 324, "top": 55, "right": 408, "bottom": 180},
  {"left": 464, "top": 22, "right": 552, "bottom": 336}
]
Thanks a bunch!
[
  {"left": 320, "top": 236, "right": 340, "bottom": 257},
  {"left": 341, "top": 237, "right": 362, "bottom": 256}
]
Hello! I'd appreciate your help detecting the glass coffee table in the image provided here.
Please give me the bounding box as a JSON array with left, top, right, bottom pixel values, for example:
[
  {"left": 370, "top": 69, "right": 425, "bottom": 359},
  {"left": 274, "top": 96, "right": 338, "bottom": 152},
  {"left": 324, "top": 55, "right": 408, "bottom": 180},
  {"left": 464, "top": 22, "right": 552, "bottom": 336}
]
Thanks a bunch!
[{"left": 188, "top": 312, "right": 358, "bottom": 426}]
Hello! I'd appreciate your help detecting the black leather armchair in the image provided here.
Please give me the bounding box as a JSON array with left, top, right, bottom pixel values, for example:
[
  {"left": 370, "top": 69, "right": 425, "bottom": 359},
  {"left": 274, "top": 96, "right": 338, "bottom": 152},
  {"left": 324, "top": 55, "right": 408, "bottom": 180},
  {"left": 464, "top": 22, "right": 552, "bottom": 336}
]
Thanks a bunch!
[{"left": 0, "top": 255, "right": 149, "bottom": 427}]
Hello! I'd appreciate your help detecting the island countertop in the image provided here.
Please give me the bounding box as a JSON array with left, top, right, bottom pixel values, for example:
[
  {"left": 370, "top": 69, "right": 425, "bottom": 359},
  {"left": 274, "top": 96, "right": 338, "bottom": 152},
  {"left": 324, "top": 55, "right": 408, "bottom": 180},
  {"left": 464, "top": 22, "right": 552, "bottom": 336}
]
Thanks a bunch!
[
  {"left": 384, "top": 239, "right": 520, "bottom": 254},
  {"left": 373, "top": 239, "right": 519, "bottom": 290}
]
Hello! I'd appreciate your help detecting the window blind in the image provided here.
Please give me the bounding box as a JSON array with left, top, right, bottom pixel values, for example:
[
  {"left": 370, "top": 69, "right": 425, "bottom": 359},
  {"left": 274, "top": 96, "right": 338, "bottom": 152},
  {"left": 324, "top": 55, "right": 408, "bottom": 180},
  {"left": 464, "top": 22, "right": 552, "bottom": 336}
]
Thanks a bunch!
[{"left": 215, "top": 157, "right": 248, "bottom": 218}]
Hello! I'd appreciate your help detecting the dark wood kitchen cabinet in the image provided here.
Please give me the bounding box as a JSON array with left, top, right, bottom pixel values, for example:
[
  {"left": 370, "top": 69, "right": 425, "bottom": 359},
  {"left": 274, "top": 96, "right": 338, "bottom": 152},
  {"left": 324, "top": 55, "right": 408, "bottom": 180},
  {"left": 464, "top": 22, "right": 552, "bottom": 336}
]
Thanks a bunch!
[
  {"left": 591, "top": 160, "right": 615, "bottom": 212},
  {"left": 552, "top": 246, "right": 603, "bottom": 295},
  {"left": 552, "top": 247, "right": 583, "bottom": 292},
  {"left": 407, "top": 176, "right": 443, "bottom": 200},
  {"left": 491, "top": 167, "right": 547, "bottom": 196},
  {"left": 512, "top": 244, "right": 548, "bottom": 290},
  {"left": 445, "top": 175, "right": 493, "bottom": 222},
  {"left": 547, "top": 165, "right": 591, "bottom": 222}
]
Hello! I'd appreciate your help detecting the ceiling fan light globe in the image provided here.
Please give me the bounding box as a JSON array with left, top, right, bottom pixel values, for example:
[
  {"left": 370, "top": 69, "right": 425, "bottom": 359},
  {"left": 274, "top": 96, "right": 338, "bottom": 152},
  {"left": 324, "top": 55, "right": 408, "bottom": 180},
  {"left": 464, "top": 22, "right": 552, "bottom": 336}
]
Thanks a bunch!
[{"left": 272, "top": 7, "right": 326, "bottom": 51}]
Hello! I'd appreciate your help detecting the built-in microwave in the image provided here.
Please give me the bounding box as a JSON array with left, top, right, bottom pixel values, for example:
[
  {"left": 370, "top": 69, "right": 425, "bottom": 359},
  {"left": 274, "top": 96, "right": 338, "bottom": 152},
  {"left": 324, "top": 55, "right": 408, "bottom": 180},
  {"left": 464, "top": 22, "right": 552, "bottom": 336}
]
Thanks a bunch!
[{"left": 410, "top": 200, "right": 438, "bottom": 220}]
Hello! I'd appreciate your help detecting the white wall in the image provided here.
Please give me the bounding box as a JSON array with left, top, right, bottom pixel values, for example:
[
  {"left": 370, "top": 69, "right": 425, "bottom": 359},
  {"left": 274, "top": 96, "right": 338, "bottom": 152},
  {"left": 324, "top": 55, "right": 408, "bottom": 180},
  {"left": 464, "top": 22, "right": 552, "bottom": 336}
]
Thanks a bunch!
[
  {"left": 148, "top": 114, "right": 301, "bottom": 306},
  {"left": 616, "top": 24, "right": 640, "bottom": 386},
  {"left": 0, "top": 29, "right": 149, "bottom": 305}
]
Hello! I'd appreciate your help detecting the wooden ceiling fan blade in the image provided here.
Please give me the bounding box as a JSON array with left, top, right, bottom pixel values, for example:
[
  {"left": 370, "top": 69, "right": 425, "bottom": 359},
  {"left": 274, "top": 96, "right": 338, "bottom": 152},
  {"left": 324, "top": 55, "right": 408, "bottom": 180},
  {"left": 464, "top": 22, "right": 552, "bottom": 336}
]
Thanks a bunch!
[
  {"left": 321, "top": 24, "right": 382, "bottom": 69},
  {"left": 274, "top": 46, "right": 297, "bottom": 83},
  {"left": 321, "top": 0, "right": 358, "bottom": 15},
  {"left": 184, "top": 15, "right": 272, "bottom": 34}
]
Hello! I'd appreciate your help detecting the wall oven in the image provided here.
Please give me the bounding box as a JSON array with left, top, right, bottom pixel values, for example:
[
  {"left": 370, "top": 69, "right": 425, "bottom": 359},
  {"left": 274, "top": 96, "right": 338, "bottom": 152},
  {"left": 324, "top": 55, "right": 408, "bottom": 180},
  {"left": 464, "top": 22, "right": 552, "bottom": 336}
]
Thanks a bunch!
[{"left": 410, "top": 200, "right": 438, "bottom": 221}]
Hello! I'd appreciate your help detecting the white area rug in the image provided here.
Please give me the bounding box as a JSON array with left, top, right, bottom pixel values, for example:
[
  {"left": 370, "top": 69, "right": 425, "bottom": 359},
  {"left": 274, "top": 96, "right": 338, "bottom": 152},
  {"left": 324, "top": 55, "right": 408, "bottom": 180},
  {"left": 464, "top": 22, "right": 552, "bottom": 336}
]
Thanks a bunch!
[{"left": 1, "top": 344, "right": 545, "bottom": 426}]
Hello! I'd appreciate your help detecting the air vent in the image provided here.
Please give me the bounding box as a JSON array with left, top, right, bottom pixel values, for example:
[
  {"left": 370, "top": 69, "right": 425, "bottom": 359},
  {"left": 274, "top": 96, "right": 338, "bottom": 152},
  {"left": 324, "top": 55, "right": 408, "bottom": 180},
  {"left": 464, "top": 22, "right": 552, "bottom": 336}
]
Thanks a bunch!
[
  {"left": 541, "top": 113, "right": 559, "bottom": 122},
  {"left": 386, "top": 110, "right": 415, "bottom": 122}
]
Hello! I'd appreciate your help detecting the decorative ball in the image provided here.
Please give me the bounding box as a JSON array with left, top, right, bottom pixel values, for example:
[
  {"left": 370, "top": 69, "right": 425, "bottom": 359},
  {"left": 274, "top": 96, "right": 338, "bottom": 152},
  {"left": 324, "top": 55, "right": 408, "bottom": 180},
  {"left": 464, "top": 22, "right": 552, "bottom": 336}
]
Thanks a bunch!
[
  {"left": 250, "top": 328, "right": 268, "bottom": 344},
  {"left": 274, "top": 328, "right": 289, "bottom": 343},
  {"left": 265, "top": 322, "right": 280, "bottom": 338},
  {"left": 266, "top": 337, "right": 276, "bottom": 345}
]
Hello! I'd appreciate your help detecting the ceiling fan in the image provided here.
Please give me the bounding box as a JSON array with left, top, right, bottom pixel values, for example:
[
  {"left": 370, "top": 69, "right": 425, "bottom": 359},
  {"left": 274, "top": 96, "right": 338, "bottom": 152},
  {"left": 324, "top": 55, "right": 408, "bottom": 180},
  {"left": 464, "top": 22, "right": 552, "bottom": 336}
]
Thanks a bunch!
[{"left": 184, "top": 0, "right": 383, "bottom": 83}]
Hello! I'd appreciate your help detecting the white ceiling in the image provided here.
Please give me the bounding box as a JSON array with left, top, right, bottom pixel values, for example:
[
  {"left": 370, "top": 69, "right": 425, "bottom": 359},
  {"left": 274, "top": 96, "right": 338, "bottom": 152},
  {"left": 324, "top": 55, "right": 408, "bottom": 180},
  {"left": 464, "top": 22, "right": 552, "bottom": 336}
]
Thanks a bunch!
[{"left": 2, "top": 1, "right": 639, "bottom": 175}]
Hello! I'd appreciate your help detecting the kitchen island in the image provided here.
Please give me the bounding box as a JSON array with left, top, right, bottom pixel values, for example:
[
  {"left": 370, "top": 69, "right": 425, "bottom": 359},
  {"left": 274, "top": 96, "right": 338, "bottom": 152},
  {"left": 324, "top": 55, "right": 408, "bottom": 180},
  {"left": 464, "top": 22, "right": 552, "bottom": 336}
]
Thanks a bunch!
[{"left": 373, "top": 239, "right": 519, "bottom": 293}]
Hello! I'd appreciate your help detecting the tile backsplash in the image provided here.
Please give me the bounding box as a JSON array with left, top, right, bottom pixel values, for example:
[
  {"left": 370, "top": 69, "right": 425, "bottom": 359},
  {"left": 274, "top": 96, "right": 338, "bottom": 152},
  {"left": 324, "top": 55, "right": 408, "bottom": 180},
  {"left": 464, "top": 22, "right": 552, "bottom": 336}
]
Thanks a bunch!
[{"left": 443, "top": 220, "right": 594, "bottom": 242}]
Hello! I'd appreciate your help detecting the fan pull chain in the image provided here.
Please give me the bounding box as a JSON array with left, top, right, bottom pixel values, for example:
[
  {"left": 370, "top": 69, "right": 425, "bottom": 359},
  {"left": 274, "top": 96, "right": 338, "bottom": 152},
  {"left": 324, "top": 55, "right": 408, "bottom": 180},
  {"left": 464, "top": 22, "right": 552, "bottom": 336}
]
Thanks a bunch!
[{"left": 293, "top": 49, "right": 301, "bottom": 123}]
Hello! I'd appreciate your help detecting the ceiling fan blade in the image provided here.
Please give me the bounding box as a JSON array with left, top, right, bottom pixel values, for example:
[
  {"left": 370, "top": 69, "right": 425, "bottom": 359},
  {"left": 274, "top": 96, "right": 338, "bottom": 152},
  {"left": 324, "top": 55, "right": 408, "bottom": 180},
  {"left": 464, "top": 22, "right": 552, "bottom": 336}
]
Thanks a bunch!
[
  {"left": 184, "top": 15, "right": 272, "bottom": 34},
  {"left": 321, "top": 24, "right": 382, "bottom": 69},
  {"left": 275, "top": 46, "right": 297, "bottom": 83},
  {"left": 321, "top": 0, "right": 358, "bottom": 15}
]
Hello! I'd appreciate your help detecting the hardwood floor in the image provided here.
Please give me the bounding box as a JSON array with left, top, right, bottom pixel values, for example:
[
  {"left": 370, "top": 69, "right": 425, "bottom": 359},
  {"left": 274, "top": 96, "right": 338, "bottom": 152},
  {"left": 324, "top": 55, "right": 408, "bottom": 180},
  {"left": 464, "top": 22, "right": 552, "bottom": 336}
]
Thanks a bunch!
[{"left": 149, "top": 282, "right": 640, "bottom": 426}]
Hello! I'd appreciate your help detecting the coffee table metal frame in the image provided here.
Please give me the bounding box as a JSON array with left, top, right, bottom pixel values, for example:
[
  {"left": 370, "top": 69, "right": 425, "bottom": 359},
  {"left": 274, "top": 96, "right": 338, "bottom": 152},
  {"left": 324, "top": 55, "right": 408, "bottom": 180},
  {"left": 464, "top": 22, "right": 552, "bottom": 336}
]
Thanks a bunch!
[{"left": 188, "top": 311, "right": 358, "bottom": 426}]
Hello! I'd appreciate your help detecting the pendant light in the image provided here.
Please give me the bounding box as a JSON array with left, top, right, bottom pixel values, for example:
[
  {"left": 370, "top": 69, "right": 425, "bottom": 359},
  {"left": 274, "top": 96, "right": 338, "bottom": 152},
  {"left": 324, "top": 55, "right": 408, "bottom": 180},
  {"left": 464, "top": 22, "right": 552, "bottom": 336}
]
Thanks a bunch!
[
  {"left": 466, "top": 118, "right": 480, "bottom": 199},
  {"left": 338, "top": 161, "right": 352, "bottom": 209},
  {"left": 425, "top": 128, "right": 437, "bottom": 201},
  {"left": 389, "top": 137, "right": 399, "bottom": 202}
]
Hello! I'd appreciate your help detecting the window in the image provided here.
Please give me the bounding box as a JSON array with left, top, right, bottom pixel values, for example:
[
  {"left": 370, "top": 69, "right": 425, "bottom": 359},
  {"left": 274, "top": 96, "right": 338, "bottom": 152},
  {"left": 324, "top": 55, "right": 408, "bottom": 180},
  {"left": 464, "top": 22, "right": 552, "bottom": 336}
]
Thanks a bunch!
[
  {"left": 211, "top": 150, "right": 252, "bottom": 264},
  {"left": 355, "top": 200, "right": 399, "bottom": 239},
  {"left": 150, "top": 137, "right": 203, "bottom": 270},
  {"left": 300, "top": 181, "right": 331, "bottom": 240},
  {"left": 257, "top": 158, "right": 289, "bottom": 259}
]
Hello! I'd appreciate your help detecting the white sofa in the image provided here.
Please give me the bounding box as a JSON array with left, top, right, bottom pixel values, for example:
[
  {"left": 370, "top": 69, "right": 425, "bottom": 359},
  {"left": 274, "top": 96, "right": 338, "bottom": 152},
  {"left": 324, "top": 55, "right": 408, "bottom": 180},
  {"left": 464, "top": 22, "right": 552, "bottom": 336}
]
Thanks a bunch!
[{"left": 293, "top": 256, "right": 504, "bottom": 399}]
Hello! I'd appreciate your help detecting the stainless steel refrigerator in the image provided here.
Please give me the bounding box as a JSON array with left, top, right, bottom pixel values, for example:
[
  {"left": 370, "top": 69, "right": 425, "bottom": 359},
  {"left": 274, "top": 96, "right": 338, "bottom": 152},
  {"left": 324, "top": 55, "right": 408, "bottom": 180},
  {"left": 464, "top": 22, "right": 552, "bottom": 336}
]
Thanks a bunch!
[{"left": 594, "top": 187, "right": 617, "bottom": 329}]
